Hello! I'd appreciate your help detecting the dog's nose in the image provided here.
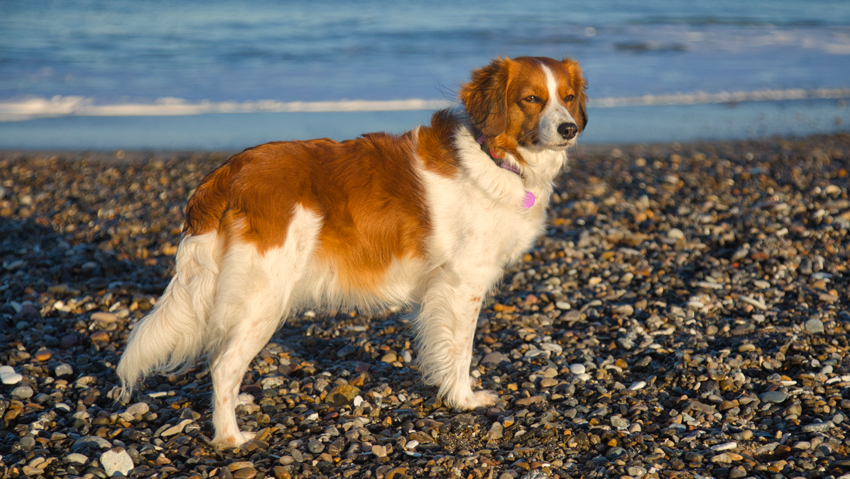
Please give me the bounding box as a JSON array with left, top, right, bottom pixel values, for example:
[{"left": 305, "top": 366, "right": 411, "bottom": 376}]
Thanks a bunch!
[{"left": 557, "top": 122, "right": 578, "bottom": 140}]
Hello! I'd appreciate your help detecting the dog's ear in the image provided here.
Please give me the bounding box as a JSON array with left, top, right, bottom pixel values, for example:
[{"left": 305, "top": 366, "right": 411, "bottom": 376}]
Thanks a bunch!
[
  {"left": 563, "top": 57, "right": 588, "bottom": 132},
  {"left": 460, "top": 58, "right": 512, "bottom": 137}
]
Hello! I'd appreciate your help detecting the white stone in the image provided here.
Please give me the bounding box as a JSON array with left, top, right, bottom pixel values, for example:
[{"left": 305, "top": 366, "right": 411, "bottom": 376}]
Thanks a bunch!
[
  {"left": 160, "top": 419, "right": 193, "bottom": 437},
  {"left": 0, "top": 365, "right": 23, "bottom": 385},
  {"left": 555, "top": 301, "right": 571, "bottom": 310},
  {"left": 711, "top": 441, "right": 737, "bottom": 451},
  {"left": 569, "top": 363, "right": 586, "bottom": 375},
  {"left": 120, "top": 402, "right": 150, "bottom": 421},
  {"left": 64, "top": 453, "right": 89, "bottom": 465},
  {"left": 100, "top": 448, "right": 134, "bottom": 476},
  {"left": 667, "top": 228, "right": 685, "bottom": 239}
]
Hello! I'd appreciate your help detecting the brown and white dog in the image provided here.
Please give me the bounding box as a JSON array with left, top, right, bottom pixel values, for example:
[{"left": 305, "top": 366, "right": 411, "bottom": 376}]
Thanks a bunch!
[{"left": 117, "top": 56, "right": 587, "bottom": 447}]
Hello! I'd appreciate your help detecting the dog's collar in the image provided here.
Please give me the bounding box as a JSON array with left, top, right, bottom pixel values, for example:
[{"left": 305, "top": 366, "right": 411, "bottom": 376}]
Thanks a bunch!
[{"left": 475, "top": 134, "right": 535, "bottom": 208}]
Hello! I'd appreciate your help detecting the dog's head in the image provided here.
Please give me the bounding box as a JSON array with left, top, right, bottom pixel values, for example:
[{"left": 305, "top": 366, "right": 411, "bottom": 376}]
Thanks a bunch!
[{"left": 460, "top": 56, "right": 587, "bottom": 163}]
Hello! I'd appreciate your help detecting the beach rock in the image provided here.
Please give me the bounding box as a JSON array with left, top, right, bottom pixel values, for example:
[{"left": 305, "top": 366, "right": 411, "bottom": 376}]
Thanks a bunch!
[
  {"left": 805, "top": 317, "right": 825, "bottom": 334},
  {"left": 760, "top": 391, "right": 787, "bottom": 404},
  {"left": 325, "top": 384, "right": 360, "bottom": 406},
  {"left": 101, "top": 448, "right": 134, "bottom": 476},
  {"left": 0, "top": 365, "right": 23, "bottom": 384},
  {"left": 73, "top": 436, "right": 112, "bottom": 451},
  {"left": 54, "top": 363, "right": 74, "bottom": 377},
  {"left": 480, "top": 352, "right": 511, "bottom": 368},
  {"left": 11, "top": 384, "right": 33, "bottom": 399}
]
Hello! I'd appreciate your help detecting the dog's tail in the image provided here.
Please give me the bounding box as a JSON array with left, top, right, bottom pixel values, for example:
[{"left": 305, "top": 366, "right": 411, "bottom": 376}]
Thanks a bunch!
[{"left": 116, "top": 231, "right": 220, "bottom": 399}]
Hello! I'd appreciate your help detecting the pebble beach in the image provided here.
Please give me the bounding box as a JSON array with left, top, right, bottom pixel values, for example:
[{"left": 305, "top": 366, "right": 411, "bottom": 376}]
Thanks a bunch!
[{"left": 1, "top": 133, "right": 850, "bottom": 479}]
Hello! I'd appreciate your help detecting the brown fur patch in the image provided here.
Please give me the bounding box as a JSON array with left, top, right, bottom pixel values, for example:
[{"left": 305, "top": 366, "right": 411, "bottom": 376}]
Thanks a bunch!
[{"left": 184, "top": 128, "right": 447, "bottom": 294}]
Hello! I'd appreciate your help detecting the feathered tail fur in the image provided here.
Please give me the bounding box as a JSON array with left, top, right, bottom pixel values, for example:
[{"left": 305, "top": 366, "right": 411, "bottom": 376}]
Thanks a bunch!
[{"left": 116, "top": 231, "right": 219, "bottom": 399}]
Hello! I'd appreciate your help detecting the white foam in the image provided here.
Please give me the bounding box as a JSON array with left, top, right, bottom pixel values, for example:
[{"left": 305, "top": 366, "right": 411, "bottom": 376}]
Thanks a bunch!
[
  {"left": 590, "top": 88, "right": 850, "bottom": 108},
  {"left": 1, "top": 87, "right": 849, "bottom": 122},
  {"left": 0, "top": 96, "right": 454, "bottom": 121}
]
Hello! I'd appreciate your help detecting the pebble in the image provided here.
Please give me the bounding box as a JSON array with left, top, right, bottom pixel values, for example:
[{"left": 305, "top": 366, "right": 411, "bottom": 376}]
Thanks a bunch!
[
  {"left": 121, "top": 402, "right": 150, "bottom": 420},
  {"left": 101, "top": 448, "right": 134, "bottom": 476},
  {"left": 72, "top": 435, "right": 112, "bottom": 450},
  {"left": 802, "top": 421, "right": 833, "bottom": 433},
  {"left": 805, "top": 317, "right": 825, "bottom": 334},
  {"left": 611, "top": 416, "right": 630, "bottom": 428},
  {"left": 0, "top": 365, "right": 23, "bottom": 384},
  {"left": 91, "top": 311, "right": 118, "bottom": 323},
  {"left": 711, "top": 441, "right": 737, "bottom": 451},
  {"left": 54, "top": 363, "right": 74, "bottom": 377},
  {"left": 325, "top": 384, "right": 360, "bottom": 406},
  {"left": 64, "top": 453, "right": 89, "bottom": 465},
  {"left": 11, "top": 384, "right": 34, "bottom": 399},
  {"left": 759, "top": 391, "right": 787, "bottom": 404},
  {"left": 336, "top": 344, "right": 357, "bottom": 358},
  {"left": 480, "top": 351, "right": 511, "bottom": 368},
  {"left": 159, "top": 418, "right": 193, "bottom": 436},
  {"left": 3, "top": 136, "right": 850, "bottom": 479},
  {"left": 667, "top": 228, "right": 685, "bottom": 239}
]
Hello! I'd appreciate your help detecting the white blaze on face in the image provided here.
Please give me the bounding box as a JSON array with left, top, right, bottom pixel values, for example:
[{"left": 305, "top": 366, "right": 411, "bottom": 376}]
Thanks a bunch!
[{"left": 538, "top": 63, "right": 577, "bottom": 147}]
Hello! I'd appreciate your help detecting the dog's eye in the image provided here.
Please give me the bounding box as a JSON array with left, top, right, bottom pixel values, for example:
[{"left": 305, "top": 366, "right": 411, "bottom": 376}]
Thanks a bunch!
[
  {"left": 523, "top": 95, "right": 542, "bottom": 104},
  {"left": 564, "top": 95, "right": 575, "bottom": 102}
]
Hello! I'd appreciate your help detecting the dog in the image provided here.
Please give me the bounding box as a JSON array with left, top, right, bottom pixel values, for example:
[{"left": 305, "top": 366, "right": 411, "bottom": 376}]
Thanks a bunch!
[{"left": 117, "top": 55, "right": 587, "bottom": 447}]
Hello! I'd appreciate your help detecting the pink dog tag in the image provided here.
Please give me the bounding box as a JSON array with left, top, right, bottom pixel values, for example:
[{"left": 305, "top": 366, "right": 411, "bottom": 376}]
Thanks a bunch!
[{"left": 522, "top": 191, "right": 536, "bottom": 208}]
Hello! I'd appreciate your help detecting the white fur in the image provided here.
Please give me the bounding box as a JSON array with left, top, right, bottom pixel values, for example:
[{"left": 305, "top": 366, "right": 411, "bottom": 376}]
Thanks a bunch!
[
  {"left": 539, "top": 63, "right": 578, "bottom": 148},
  {"left": 411, "top": 123, "right": 566, "bottom": 409},
  {"left": 117, "top": 121, "right": 572, "bottom": 447},
  {"left": 117, "top": 231, "right": 219, "bottom": 393}
]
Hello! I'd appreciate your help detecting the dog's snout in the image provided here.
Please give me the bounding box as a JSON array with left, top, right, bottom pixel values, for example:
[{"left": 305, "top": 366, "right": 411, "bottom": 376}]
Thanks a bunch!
[{"left": 557, "top": 122, "right": 578, "bottom": 140}]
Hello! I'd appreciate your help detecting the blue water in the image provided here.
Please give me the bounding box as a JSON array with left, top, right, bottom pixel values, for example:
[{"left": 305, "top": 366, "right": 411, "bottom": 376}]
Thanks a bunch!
[{"left": 1, "top": 0, "right": 850, "bottom": 148}]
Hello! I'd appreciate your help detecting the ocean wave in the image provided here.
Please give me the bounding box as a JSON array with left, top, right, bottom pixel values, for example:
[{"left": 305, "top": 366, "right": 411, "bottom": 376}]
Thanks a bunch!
[
  {"left": 590, "top": 88, "right": 850, "bottom": 107},
  {"left": 2, "top": 88, "right": 849, "bottom": 121}
]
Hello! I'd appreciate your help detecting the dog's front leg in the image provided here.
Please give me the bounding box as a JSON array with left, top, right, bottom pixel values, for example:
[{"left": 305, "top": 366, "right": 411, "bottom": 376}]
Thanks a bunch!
[{"left": 414, "top": 268, "right": 498, "bottom": 410}]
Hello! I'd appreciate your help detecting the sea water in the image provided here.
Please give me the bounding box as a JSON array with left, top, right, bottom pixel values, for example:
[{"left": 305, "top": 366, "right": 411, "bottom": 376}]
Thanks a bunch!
[{"left": 1, "top": 0, "right": 849, "bottom": 149}]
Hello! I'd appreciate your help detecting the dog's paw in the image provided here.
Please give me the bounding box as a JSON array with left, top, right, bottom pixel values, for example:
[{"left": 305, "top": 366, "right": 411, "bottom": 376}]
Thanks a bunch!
[
  {"left": 211, "top": 430, "right": 256, "bottom": 449},
  {"left": 451, "top": 389, "right": 499, "bottom": 410},
  {"left": 473, "top": 390, "right": 499, "bottom": 407}
]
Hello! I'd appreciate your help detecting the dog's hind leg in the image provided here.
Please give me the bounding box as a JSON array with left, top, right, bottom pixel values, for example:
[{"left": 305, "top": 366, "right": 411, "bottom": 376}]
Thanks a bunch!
[{"left": 207, "top": 206, "right": 321, "bottom": 447}]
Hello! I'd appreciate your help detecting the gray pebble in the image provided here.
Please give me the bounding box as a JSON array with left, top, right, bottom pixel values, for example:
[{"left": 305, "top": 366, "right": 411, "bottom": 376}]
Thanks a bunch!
[
  {"left": 610, "top": 416, "right": 629, "bottom": 429},
  {"left": 72, "top": 435, "right": 113, "bottom": 451},
  {"left": 54, "top": 363, "right": 74, "bottom": 377},
  {"left": 307, "top": 440, "right": 324, "bottom": 453},
  {"left": 606, "top": 446, "right": 627, "bottom": 460},
  {"left": 336, "top": 344, "right": 357, "bottom": 358},
  {"left": 802, "top": 421, "right": 833, "bottom": 433},
  {"left": 11, "top": 384, "right": 34, "bottom": 399},
  {"left": 480, "top": 351, "right": 511, "bottom": 368},
  {"left": 805, "top": 317, "right": 825, "bottom": 334},
  {"left": 759, "top": 390, "right": 787, "bottom": 404}
]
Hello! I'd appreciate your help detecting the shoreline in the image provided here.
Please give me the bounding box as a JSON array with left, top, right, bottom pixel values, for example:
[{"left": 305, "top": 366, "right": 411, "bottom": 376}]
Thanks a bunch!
[
  {"left": 1, "top": 129, "right": 848, "bottom": 162},
  {"left": 1, "top": 98, "right": 849, "bottom": 151},
  {"left": 1, "top": 132, "right": 850, "bottom": 479}
]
